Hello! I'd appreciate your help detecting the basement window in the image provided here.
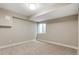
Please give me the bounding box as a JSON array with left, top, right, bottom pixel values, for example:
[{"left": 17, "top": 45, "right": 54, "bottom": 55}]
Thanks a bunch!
[{"left": 38, "top": 23, "right": 46, "bottom": 34}]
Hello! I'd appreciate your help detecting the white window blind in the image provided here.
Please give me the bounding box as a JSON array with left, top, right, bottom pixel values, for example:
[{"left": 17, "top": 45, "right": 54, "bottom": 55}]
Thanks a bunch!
[{"left": 38, "top": 23, "right": 46, "bottom": 33}]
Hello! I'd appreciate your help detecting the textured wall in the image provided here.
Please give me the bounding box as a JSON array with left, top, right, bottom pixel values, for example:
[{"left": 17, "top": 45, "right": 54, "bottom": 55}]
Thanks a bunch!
[
  {"left": 0, "top": 8, "right": 37, "bottom": 46},
  {"left": 38, "top": 15, "right": 78, "bottom": 47}
]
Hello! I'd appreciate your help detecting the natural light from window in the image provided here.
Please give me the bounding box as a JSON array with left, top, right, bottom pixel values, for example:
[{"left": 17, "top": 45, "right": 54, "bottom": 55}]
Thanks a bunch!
[{"left": 38, "top": 23, "right": 46, "bottom": 33}]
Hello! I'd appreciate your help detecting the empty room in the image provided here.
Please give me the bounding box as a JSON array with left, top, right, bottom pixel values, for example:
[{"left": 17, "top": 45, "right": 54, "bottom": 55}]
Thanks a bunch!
[{"left": 0, "top": 3, "right": 79, "bottom": 55}]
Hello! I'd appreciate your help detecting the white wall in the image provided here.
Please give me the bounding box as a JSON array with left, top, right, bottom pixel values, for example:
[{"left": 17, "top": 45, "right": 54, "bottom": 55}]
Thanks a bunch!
[
  {"left": 38, "top": 15, "right": 78, "bottom": 47},
  {"left": 0, "top": 8, "right": 37, "bottom": 46},
  {"left": 78, "top": 9, "right": 79, "bottom": 55}
]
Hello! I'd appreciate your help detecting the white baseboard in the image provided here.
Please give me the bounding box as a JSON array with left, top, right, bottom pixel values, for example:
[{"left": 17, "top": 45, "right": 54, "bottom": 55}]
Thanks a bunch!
[
  {"left": 0, "top": 40, "right": 33, "bottom": 49},
  {"left": 0, "top": 39, "right": 77, "bottom": 50},
  {"left": 37, "top": 39, "right": 78, "bottom": 50}
]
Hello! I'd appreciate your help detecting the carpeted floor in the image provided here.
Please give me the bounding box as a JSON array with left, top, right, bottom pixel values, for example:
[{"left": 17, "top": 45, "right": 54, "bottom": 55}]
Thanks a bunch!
[{"left": 0, "top": 40, "right": 77, "bottom": 55}]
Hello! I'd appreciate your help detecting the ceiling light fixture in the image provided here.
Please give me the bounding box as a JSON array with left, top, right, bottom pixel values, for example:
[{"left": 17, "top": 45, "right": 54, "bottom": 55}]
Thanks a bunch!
[{"left": 25, "top": 3, "right": 39, "bottom": 10}]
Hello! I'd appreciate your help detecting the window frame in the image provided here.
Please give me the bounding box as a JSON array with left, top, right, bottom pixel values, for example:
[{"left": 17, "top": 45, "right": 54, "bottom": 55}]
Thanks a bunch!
[{"left": 37, "top": 23, "right": 46, "bottom": 34}]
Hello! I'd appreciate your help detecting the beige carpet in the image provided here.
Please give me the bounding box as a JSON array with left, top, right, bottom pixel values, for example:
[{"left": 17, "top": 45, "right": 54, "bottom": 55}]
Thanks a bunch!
[{"left": 0, "top": 40, "right": 77, "bottom": 55}]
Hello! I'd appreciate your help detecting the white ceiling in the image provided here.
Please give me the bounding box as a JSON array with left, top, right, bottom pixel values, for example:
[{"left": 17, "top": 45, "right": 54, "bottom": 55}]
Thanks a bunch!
[
  {"left": 0, "top": 3, "right": 78, "bottom": 22},
  {"left": 30, "top": 3, "right": 79, "bottom": 22}
]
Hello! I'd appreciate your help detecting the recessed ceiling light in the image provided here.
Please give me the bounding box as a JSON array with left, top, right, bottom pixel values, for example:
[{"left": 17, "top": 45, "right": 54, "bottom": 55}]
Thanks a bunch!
[{"left": 25, "top": 3, "right": 39, "bottom": 10}]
